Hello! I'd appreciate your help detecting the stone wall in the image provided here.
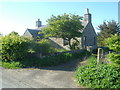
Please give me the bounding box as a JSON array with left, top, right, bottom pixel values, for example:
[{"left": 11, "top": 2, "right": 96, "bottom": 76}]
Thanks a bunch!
[
  {"left": 49, "top": 37, "right": 82, "bottom": 50},
  {"left": 48, "top": 37, "right": 70, "bottom": 50}
]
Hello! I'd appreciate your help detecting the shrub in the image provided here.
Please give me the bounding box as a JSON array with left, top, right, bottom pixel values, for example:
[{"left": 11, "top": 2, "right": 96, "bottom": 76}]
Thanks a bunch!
[
  {"left": 107, "top": 53, "right": 120, "bottom": 65},
  {"left": 53, "top": 48, "right": 68, "bottom": 52},
  {"left": 1, "top": 47, "right": 90, "bottom": 68},
  {"left": 1, "top": 61, "right": 23, "bottom": 69},
  {"left": 0, "top": 35, "right": 2, "bottom": 59},
  {"left": 3, "top": 50, "right": 89, "bottom": 68},
  {"left": 2, "top": 34, "right": 29, "bottom": 62},
  {"left": 105, "top": 34, "right": 120, "bottom": 65},
  {"left": 87, "top": 56, "right": 97, "bottom": 65},
  {"left": 33, "top": 39, "right": 54, "bottom": 55},
  {"left": 75, "top": 57, "right": 120, "bottom": 88},
  {"left": 105, "top": 34, "right": 120, "bottom": 52},
  {"left": 21, "top": 51, "right": 88, "bottom": 68},
  {"left": 27, "top": 39, "right": 68, "bottom": 55}
]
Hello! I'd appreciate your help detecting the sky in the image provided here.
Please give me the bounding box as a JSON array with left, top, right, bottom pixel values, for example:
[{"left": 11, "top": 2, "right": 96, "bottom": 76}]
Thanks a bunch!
[
  {"left": 0, "top": 0, "right": 119, "bottom": 35},
  {"left": 118, "top": 1, "right": 120, "bottom": 24}
]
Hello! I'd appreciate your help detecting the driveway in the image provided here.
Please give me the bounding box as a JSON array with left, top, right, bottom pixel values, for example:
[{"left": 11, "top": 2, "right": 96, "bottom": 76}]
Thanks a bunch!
[{"left": 1, "top": 59, "right": 83, "bottom": 88}]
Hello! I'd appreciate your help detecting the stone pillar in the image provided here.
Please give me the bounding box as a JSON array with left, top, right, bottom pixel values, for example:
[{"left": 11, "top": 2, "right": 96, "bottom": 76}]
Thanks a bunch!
[{"left": 97, "top": 48, "right": 103, "bottom": 65}]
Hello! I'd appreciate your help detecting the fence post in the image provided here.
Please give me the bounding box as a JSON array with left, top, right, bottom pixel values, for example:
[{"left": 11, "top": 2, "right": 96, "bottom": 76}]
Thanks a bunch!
[{"left": 97, "top": 48, "right": 103, "bottom": 65}]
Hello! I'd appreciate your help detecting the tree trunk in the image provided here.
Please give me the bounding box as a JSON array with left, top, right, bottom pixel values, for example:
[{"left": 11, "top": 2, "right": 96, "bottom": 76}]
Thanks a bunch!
[{"left": 68, "top": 39, "right": 72, "bottom": 50}]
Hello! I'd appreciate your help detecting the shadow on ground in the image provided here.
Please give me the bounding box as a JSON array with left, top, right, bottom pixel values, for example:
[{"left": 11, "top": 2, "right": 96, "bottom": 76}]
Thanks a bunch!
[{"left": 37, "top": 59, "right": 85, "bottom": 72}]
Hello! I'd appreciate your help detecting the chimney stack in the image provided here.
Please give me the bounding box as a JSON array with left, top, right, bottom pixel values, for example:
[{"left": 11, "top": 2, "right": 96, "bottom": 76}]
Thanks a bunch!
[
  {"left": 84, "top": 8, "right": 92, "bottom": 26},
  {"left": 36, "top": 19, "right": 42, "bottom": 27}
]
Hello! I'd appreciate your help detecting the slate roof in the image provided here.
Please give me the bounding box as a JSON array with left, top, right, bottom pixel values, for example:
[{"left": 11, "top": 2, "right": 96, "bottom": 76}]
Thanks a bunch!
[
  {"left": 37, "top": 25, "right": 47, "bottom": 30},
  {"left": 24, "top": 28, "right": 43, "bottom": 39}
]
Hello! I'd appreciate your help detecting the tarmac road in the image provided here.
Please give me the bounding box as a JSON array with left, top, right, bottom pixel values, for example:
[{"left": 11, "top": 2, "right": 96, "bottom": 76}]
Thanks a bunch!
[
  {"left": 1, "top": 68, "right": 77, "bottom": 88},
  {"left": 1, "top": 59, "right": 82, "bottom": 88}
]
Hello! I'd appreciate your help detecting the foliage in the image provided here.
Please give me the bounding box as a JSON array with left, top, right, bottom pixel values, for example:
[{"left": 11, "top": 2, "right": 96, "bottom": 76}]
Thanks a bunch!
[
  {"left": 8, "top": 31, "right": 19, "bottom": 36},
  {"left": 27, "top": 38, "right": 68, "bottom": 54},
  {"left": 53, "top": 48, "right": 68, "bottom": 52},
  {"left": 87, "top": 56, "right": 97, "bottom": 65},
  {"left": 2, "top": 34, "right": 29, "bottom": 62},
  {"left": 27, "top": 39, "right": 55, "bottom": 55},
  {"left": 20, "top": 50, "right": 90, "bottom": 68},
  {"left": 35, "top": 39, "right": 53, "bottom": 55},
  {"left": 1, "top": 50, "right": 90, "bottom": 68},
  {"left": 107, "top": 53, "right": 120, "bottom": 65},
  {"left": 1, "top": 61, "right": 23, "bottom": 69},
  {"left": 105, "top": 34, "right": 120, "bottom": 52},
  {"left": 97, "top": 20, "right": 120, "bottom": 46},
  {"left": 70, "top": 38, "right": 81, "bottom": 50},
  {"left": 41, "top": 13, "right": 83, "bottom": 50},
  {"left": 0, "top": 35, "right": 2, "bottom": 59},
  {"left": 105, "top": 34, "right": 120, "bottom": 65},
  {"left": 75, "top": 57, "right": 120, "bottom": 88}
]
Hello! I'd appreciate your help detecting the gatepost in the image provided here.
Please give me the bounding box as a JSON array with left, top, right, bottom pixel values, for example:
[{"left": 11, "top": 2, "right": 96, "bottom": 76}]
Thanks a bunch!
[{"left": 97, "top": 48, "right": 103, "bottom": 65}]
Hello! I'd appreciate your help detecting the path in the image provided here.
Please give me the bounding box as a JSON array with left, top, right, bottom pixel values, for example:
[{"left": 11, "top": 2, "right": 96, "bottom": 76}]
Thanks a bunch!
[{"left": 1, "top": 59, "right": 83, "bottom": 88}]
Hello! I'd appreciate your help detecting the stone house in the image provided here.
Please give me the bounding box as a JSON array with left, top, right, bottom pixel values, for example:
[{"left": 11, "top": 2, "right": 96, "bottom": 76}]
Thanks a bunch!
[
  {"left": 23, "top": 8, "right": 97, "bottom": 50},
  {"left": 81, "top": 8, "right": 97, "bottom": 50},
  {"left": 23, "top": 19, "right": 46, "bottom": 40}
]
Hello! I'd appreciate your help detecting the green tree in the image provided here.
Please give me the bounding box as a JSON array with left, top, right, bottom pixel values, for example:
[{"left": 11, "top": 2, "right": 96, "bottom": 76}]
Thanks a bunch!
[
  {"left": 0, "top": 34, "right": 2, "bottom": 59},
  {"left": 97, "top": 20, "right": 120, "bottom": 46},
  {"left": 105, "top": 34, "right": 120, "bottom": 65},
  {"left": 2, "top": 33, "right": 29, "bottom": 62},
  {"left": 41, "top": 13, "right": 83, "bottom": 50},
  {"left": 9, "top": 31, "right": 19, "bottom": 36}
]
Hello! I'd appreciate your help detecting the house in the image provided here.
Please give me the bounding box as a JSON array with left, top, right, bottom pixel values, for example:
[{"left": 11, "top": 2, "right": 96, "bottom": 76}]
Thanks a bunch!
[
  {"left": 49, "top": 8, "right": 97, "bottom": 50},
  {"left": 81, "top": 8, "right": 97, "bottom": 50},
  {"left": 23, "top": 8, "right": 97, "bottom": 50},
  {"left": 23, "top": 19, "right": 46, "bottom": 40}
]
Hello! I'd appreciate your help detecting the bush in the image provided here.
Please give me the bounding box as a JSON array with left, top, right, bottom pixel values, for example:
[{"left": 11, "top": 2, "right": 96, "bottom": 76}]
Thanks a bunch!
[
  {"left": 105, "top": 34, "right": 120, "bottom": 65},
  {"left": 75, "top": 57, "right": 120, "bottom": 88},
  {"left": 1, "top": 50, "right": 90, "bottom": 68},
  {"left": 30, "top": 39, "right": 54, "bottom": 55},
  {"left": 87, "top": 56, "right": 97, "bottom": 65},
  {"left": 53, "top": 48, "right": 68, "bottom": 52},
  {"left": 0, "top": 35, "right": 2, "bottom": 59},
  {"left": 105, "top": 34, "right": 120, "bottom": 52},
  {"left": 1, "top": 61, "right": 23, "bottom": 69},
  {"left": 107, "top": 53, "right": 120, "bottom": 65},
  {"left": 2, "top": 34, "right": 29, "bottom": 62},
  {"left": 27, "top": 39, "right": 68, "bottom": 55},
  {"left": 21, "top": 51, "right": 89, "bottom": 67}
]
